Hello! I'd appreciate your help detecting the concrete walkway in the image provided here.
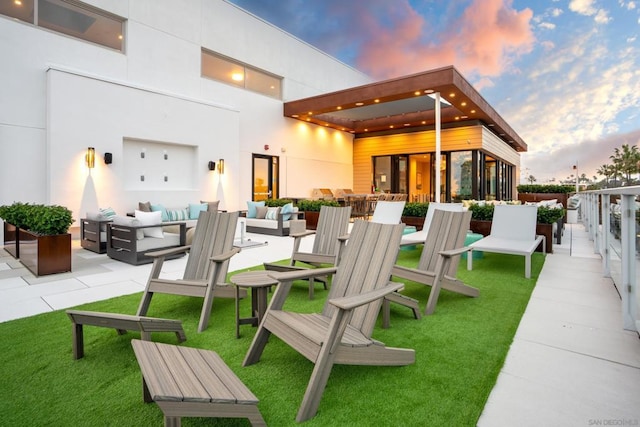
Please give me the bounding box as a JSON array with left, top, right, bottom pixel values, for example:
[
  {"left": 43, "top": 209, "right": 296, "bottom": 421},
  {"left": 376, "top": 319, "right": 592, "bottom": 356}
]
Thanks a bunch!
[{"left": 479, "top": 223, "right": 640, "bottom": 426}]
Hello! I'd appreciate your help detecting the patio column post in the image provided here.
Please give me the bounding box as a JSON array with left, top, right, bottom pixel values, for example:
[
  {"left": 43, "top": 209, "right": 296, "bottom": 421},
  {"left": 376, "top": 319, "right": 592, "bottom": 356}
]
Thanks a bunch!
[{"left": 435, "top": 92, "right": 441, "bottom": 203}]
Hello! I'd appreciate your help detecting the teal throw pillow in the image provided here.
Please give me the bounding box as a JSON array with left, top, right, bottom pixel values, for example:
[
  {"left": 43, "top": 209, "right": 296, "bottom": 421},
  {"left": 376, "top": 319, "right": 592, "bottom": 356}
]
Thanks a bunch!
[
  {"left": 189, "top": 203, "right": 208, "bottom": 220},
  {"left": 247, "top": 201, "right": 265, "bottom": 218},
  {"left": 150, "top": 204, "right": 169, "bottom": 222},
  {"left": 281, "top": 202, "right": 294, "bottom": 220}
]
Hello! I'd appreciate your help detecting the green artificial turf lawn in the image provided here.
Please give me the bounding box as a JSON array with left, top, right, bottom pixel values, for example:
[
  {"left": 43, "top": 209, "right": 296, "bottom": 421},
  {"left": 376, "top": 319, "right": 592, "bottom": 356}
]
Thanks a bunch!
[{"left": 0, "top": 249, "right": 544, "bottom": 426}]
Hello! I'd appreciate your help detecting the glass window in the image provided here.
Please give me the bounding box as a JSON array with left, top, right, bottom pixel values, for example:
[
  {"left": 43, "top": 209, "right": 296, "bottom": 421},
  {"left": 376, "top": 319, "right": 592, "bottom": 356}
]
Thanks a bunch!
[
  {"left": 202, "top": 49, "right": 282, "bottom": 99},
  {"left": 0, "top": 0, "right": 125, "bottom": 51},
  {"left": 0, "top": 0, "right": 35, "bottom": 23},
  {"left": 450, "top": 151, "right": 473, "bottom": 201}
]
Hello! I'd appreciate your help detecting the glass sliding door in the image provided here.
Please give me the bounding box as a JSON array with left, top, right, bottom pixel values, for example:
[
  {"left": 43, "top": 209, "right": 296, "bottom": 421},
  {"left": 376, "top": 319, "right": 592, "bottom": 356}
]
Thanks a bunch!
[
  {"left": 252, "top": 154, "right": 279, "bottom": 201},
  {"left": 450, "top": 151, "right": 473, "bottom": 201}
]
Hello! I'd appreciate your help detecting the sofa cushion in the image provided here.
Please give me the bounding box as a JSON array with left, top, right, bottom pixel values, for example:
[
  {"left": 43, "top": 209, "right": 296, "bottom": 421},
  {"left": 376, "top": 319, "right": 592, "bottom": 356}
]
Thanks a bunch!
[
  {"left": 86, "top": 211, "right": 106, "bottom": 221},
  {"left": 135, "top": 210, "right": 164, "bottom": 238},
  {"left": 113, "top": 215, "right": 144, "bottom": 240},
  {"left": 151, "top": 204, "right": 169, "bottom": 221},
  {"left": 136, "top": 231, "right": 182, "bottom": 252},
  {"left": 265, "top": 207, "right": 281, "bottom": 220},
  {"left": 189, "top": 203, "right": 208, "bottom": 220},
  {"left": 247, "top": 201, "right": 265, "bottom": 218},
  {"left": 256, "top": 206, "right": 268, "bottom": 219}
]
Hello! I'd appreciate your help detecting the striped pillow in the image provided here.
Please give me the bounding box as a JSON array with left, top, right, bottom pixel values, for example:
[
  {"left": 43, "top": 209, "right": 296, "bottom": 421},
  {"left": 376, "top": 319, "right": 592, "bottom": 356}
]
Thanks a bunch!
[
  {"left": 99, "top": 207, "right": 116, "bottom": 219},
  {"left": 166, "top": 208, "right": 189, "bottom": 221}
]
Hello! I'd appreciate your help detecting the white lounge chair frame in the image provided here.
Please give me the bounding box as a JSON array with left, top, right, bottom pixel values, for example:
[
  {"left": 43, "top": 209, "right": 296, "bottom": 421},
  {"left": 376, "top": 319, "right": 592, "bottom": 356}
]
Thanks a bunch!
[{"left": 466, "top": 204, "right": 545, "bottom": 279}]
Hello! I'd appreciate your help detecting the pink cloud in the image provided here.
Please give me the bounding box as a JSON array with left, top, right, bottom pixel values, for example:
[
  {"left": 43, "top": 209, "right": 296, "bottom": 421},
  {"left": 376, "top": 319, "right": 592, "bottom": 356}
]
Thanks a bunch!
[{"left": 354, "top": 0, "right": 535, "bottom": 80}]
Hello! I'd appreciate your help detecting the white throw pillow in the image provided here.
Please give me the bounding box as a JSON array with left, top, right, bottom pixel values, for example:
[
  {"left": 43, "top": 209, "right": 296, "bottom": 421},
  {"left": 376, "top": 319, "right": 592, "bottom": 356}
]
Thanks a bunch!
[{"left": 135, "top": 210, "right": 164, "bottom": 238}]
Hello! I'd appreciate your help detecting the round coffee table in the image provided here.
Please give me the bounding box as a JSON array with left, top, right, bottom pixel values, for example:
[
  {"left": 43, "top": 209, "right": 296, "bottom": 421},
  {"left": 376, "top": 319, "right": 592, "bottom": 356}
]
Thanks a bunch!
[{"left": 230, "top": 270, "right": 279, "bottom": 338}]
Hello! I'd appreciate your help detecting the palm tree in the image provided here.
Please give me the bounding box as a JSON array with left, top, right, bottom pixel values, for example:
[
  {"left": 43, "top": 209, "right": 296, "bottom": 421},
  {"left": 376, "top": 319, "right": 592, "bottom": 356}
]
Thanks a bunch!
[
  {"left": 527, "top": 174, "right": 536, "bottom": 184},
  {"left": 610, "top": 144, "right": 640, "bottom": 186}
]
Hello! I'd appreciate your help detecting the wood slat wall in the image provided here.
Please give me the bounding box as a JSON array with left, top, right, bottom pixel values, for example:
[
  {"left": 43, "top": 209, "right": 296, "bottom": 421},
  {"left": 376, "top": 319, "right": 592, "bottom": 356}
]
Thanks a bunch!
[{"left": 353, "top": 126, "right": 496, "bottom": 193}]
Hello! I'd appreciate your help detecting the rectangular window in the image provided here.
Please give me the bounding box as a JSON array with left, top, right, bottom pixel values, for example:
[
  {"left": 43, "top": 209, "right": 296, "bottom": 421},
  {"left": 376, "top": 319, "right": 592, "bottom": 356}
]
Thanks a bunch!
[
  {"left": 201, "top": 49, "right": 282, "bottom": 100},
  {"left": 0, "top": 0, "right": 125, "bottom": 51}
]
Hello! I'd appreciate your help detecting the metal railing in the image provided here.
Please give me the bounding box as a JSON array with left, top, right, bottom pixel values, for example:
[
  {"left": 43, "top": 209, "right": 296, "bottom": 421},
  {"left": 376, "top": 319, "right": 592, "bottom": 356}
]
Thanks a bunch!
[{"left": 578, "top": 186, "right": 640, "bottom": 332}]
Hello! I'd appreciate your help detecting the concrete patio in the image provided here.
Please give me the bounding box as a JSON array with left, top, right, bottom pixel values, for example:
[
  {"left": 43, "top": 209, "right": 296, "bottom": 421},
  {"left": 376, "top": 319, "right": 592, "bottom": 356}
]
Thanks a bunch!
[{"left": 0, "top": 221, "right": 638, "bottom": 424}]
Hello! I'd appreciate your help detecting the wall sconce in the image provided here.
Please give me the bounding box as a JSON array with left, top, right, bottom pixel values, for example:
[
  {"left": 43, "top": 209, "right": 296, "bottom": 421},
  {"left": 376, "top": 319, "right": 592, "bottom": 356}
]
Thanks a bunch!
[
  {"left": 85, "top": 147, "right": 95, "bottom": 168},
  {"left": 218, "top": 159, "right": 224, "bottom": 174},
  {"left": 104, "top": 152, "right": 113, "bottom": 164},
  {"left": 208, "top": 161, "right": 216, "bottom": 171}
]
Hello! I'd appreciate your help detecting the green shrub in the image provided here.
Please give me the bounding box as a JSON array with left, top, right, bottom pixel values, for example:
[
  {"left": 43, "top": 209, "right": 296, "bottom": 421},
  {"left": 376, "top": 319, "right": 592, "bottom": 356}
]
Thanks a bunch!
[
  {"left": 517, "top": 184, "right": 574, "bottom": 194},
  {"left": 297, "top": 199, "right": 340, "bottom": 211},
  {"left": 264, "top": 198, "right": 293, "bottom": 207},
  {"left": 0, "top": 202, "right": 73, "bottom": 235},
  {"left": 536, "top": 206, "right": 565, "bottom": 224},
  {"left": 402, "top": 202, "right": 429, "bottom": 217},
  {"left": 468, "top": 204, "right": 495, "bottom": 221}
]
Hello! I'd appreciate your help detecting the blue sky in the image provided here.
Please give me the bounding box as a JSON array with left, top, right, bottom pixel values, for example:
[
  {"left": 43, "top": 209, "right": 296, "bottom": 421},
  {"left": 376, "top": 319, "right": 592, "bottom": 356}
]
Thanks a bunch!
[{"left": 229, "top": 0, "right": 640, "bottom": 183}]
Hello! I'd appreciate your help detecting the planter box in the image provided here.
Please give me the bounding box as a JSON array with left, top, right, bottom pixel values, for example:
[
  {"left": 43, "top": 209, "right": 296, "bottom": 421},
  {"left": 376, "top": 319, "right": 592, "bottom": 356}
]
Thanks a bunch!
[
  {"left": 401, "top": 216, "right": 425, "bottom": 231},
  {"left": 470, "top": 219, "right": 553, "bottom": 254},
  {"left": 303, "top": 211, "right": 320, "bottom": 230},
  {"left": 3, "top": 221, "right": 19, "bottom": 258},
  {"left": 18, "top": 229, "right": 71, "bottom": 276}
]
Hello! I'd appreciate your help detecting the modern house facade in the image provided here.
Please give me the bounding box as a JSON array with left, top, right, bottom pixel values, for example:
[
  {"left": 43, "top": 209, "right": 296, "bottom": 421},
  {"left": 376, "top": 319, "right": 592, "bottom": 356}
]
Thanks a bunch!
[{"left": 0, "top": 0, "right": 524, "bottom": 231}]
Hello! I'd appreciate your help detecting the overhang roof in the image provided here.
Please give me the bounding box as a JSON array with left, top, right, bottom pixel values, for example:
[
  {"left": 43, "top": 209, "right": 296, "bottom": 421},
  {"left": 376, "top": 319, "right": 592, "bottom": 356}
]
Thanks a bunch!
[{"left": 284, "top": 65, "right": 527, "bottom": 152}]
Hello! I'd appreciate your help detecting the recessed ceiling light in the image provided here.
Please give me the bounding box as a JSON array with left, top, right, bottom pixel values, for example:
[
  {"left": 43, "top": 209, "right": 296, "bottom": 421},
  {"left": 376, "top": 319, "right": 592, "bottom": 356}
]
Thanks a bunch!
[
  {"left": 470, "top": 109, "right": 476, "bottom": 114},
  {"left": 14, "top": 0, "right": 22, "bottom": 5},
  {"left": 292, "top": 114, "right": 299, "bottom": 118},
  {"left": 308, "top": 112, "right": 313, "bottom": 115},
  {"left": 461, "top": 115, "right": 468, "bottom": 119},
  {"left": 488, "top": 123, "right": 495, "bottom": 127},
  {"left": 374, "top": 99, "right": 380, "bottom": 103},
  {"left": 414, "top": 91, "right": 421, "bottom": 96},
  {"left": 424, "top": 89, "right": 434, "bottom": 94},
  {"left": 404, "top": 123, "right": 411, "bottom": 126},
  {"left": 455, "top": 116, "right": 460, "bottom": 120},
  {"left": 355, "top": 102, "right": 364, "bottom": 106},
  {"left": 461, "top": 102, "right": 467, "bottom": 107},
  {"left": 421, "top": 121, "right": 426, "bottom": 124},
  {"left": 449, "top": 93, "right": 456, "bottom": 97},
  {"left": 364, "top": 128, "right": 368, "bottom": 132},
  {"left": 336, "top": 106, "right": 342, "bottom": 110},
  {"left": 231, "top": 73, "right": 244, "bottom": 81},
  {"left": 389, "top": 125, "right": 394, "bottom": 128}
]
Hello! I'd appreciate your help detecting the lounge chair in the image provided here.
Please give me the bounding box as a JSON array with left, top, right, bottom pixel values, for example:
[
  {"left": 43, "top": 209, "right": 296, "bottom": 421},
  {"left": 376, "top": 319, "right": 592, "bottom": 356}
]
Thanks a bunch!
[
  {"left": 400, "top": 202, "right": 464, "bottom": 246},
  {"left": 137, "top": 210, "right": 242, "bottom": 332},
  {"left": 370, "top": 200, "right": 405, "bottom": 224},
  {"left": 389, "top": 209, "right": 478, "bottom": 319},
  {"left": 263, "top": 205, "right": 351, "bottom": 298},
  {"left": 466, "top": 204, "right": 545, "bottom": 279},
  {"left": 243, "top": 220, "right": 415, "bottom": 422}
]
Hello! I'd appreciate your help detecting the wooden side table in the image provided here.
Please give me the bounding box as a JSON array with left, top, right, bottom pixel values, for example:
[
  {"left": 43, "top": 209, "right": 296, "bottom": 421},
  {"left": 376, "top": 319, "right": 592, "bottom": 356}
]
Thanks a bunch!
[{"left": 230, "top": 271, "right": 279, "bottom": 338}]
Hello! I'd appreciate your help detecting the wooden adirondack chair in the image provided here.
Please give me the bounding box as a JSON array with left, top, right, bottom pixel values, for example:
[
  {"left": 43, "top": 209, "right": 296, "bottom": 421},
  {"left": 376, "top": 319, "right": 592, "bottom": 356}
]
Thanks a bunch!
[
  {"left": 389, "top": 209, "right": 478, "bottom": 318},
  {"left": 137, "top": 210, "right": 241, "bottom": 332},
  {"left": 244, "top": 220, "right": 415, "bottom": 422},
  {"left": 263, "top": 205, "right": 351, "bottom": 298}
]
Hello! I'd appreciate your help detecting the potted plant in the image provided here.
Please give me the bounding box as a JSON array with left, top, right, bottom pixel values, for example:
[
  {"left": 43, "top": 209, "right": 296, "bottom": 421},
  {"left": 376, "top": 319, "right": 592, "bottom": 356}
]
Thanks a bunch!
[
  {"left": 297, "top": 199, "right": 340, "bottom": 230},
  {"left": 0, "top": 202, "right": 73, "bottom": 276},
  {"left": 401, "top": 202, "right": 429, "bottom": 230}
]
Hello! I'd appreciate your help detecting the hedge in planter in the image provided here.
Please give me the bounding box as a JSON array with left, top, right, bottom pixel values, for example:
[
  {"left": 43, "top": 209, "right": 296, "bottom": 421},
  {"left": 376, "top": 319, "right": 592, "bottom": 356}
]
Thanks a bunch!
[
  {"left": 401, "top": 202, "right": 430, "bottom": 230},
  {"left": 0, "top": 202, "right": 73, "bottom": 276},
  {"left": 297, "top": 200, "right": 340, "bottom": 230}
]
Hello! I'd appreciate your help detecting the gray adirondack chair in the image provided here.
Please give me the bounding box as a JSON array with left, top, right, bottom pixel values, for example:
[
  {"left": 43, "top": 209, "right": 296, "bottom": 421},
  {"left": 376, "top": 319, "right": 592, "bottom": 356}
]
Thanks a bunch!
[
  {"left": 263, "top": 205, "right": 351, "bottom": 298},
  {"left": 389, "top": 209, "right": 478, "bottom": 318},
  {"left": 137, "top": 210, "right": 241, "bottom": 332},
  {"left": 244, "top": 220, "right": 415, "bottom": 422}
]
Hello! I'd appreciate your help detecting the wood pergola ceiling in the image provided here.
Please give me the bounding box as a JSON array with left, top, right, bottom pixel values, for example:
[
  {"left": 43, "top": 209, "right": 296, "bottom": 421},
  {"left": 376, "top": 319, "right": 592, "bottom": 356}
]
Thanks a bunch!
[{"left": 284, "top": 65, "right": 527, "bottom": 152}]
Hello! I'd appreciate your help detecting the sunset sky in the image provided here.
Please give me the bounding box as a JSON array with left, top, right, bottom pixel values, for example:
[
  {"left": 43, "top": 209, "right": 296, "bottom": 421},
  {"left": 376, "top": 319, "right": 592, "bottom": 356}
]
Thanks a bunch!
[{"left": 229, "top": 0, "right": 640, "bottom": 183}]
